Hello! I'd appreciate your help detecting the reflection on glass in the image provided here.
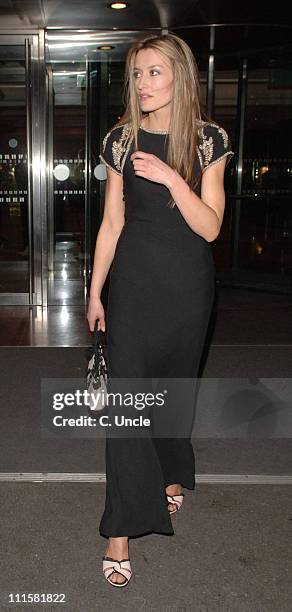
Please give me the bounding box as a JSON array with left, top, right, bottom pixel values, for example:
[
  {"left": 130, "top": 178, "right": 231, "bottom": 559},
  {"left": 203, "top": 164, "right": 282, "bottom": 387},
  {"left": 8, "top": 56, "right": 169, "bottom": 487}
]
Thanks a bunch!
[
  {"left": 0, "top": 44, "right": 29, "bottom": 292},
  {"left": 46, "top": 61, "right": 87, "bottom": 306},
  {"left": 8, "top": 138, "right": 18, "bottom": 149},
  {"left": 238, "top": 67, "right": 292, "bottom": 281},
  {"left": 53, "top": 163, "right": 70, "bottom": 181},
  {"left": 213, "top": 60, "right": 292, "bottom": 291},
  {"left": 52, "top": 65, "right": 86, "bottom": 254},
  {"left": 94, "top": 163, "right": 107, "bottom": 181}
]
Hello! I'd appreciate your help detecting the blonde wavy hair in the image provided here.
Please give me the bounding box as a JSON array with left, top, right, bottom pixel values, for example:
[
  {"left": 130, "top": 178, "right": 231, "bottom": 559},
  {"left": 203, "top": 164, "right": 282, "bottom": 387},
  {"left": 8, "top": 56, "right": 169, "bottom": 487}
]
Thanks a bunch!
[{"left": 112, "top": 32, "right": 214, "bottom": 207}]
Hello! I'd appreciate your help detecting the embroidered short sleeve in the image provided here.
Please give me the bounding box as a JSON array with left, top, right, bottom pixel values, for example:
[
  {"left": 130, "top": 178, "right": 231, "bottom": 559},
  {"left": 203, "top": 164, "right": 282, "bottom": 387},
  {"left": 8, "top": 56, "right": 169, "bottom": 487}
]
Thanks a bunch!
[
  {"left": 99, "top": 123, "right": 132, "bottom": 176},
  {"left": 198, "top": 122, "right": 234, "bottom": 172}
]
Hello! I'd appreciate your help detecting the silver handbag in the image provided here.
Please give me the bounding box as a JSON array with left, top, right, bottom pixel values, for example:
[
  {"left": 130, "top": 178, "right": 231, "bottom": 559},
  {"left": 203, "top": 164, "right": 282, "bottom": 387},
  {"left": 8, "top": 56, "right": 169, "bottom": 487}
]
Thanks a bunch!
[{"left": 86, "top": 327, "right": 108, "bottom": 412}]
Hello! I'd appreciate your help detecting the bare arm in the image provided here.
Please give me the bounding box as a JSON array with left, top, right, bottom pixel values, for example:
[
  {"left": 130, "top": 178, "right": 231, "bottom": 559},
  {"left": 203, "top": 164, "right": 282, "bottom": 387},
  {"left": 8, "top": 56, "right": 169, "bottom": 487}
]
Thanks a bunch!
[
  {"left": 87, "top": 167, "right": 124, "bottom": 330},
  {"left": 166, "top": 156, "right": 227, "bottom": 242},
  {"left": 131, "top": 144, "right": 231, "bottom": 243}
]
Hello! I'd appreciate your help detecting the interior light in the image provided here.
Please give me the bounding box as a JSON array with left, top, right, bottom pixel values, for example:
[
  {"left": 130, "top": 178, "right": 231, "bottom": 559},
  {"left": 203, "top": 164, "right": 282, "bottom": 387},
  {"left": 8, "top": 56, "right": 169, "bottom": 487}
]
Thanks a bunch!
[
  {"left": 61, "top": 270, "right": 68, "bottom": 281},
  {"left": 60, "top": 305, "right": 70, "bottom": 325},
  {"left": 53, "top": 71, "right": 86, "bottom": 76},
  {"left": 255, "top": 242, "right": 263, "bottom": 255},
  {"left": 260, "top": 166, "right": 269, "bottom": 175},
  {"left": 110, "top": 2, "right": 128, "bottom": 9},
  {"left": 98, "top": 45, "right": 114, "bottom": 50},
  {"left": 49, "top": 42, "right": 99, "bottom": 50}
]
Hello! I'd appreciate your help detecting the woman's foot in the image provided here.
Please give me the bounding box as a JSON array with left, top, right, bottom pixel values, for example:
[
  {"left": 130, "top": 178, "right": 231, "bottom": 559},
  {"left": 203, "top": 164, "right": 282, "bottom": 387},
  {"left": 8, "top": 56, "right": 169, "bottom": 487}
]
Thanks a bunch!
[
  {"left": 166, "top": 483, "right": 183, "bottom": 513},
  {"left": 103, "top": 537, "right": 129, "bottom": 585}
]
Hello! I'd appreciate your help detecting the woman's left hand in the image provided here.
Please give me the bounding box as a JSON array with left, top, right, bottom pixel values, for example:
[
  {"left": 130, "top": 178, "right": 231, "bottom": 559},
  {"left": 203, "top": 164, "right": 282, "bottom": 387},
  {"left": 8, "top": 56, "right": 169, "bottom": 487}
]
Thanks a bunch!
[{"left": 130, "top": 151, "right": 175, "bottom": 190}]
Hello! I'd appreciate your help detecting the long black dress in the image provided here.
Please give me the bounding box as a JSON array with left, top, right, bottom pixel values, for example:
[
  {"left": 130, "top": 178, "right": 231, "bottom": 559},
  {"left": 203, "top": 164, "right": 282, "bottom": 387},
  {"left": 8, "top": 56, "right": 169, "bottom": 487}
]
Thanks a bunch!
[{"left": 98, "top": 120, "right": 234, "bottom": 538}]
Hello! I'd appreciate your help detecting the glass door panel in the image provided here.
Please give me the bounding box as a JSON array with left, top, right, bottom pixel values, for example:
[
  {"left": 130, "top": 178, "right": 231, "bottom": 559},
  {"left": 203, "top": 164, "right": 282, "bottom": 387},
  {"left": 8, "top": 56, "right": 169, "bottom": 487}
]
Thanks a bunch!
[
  {"left": 0, "top": 42, "right": 29, "bottom": 293},
  {"left": 47, "top": 61, "right": 87, "bottom": 305},
  {"left": 0, "top": 33, "right": 44, "bottom": 306}
]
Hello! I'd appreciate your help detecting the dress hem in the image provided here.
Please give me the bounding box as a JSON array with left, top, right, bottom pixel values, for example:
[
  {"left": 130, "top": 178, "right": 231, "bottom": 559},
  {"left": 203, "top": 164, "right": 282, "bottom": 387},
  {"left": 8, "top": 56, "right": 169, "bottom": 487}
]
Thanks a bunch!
[{"left": 99, "top": 526, "right": 175, "bottom": 539}]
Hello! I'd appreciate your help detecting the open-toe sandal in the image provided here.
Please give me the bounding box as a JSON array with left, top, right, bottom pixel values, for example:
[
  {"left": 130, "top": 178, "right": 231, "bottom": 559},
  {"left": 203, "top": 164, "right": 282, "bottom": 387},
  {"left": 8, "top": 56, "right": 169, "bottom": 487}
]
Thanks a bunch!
[
  {"left": 167, "top": 493, "right": 185, "bottom": 515},
  {"left": 102, "top": 556, "right": 132, "bottom": 588}
]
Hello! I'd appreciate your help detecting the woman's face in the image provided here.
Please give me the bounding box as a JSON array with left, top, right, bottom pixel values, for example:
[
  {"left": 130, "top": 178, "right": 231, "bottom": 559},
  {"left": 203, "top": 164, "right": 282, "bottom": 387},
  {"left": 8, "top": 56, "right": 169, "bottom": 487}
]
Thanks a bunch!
[{"left": 133, "top": 48, "right": 173, "bottom": 113}]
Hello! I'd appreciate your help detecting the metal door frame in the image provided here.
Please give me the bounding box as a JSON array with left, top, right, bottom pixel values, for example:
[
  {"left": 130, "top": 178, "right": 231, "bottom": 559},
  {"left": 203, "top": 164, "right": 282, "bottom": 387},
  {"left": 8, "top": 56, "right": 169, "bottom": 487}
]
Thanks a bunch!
[
  {"left": 0, "top": 30, "right": 47, "bottom": 306},
  {"left": 46, "top": 64, "right": 54, "bottom": 275}
]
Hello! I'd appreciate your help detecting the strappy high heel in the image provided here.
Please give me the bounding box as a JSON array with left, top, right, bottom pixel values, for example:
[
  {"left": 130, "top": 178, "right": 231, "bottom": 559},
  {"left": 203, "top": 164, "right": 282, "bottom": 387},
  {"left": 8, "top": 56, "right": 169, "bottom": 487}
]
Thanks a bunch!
[
  {"left": 167, "top": 493, "right": 185, "bottom": 514},
  {"left": 102, "top": 556, "right": 132, "bottom": 587}
]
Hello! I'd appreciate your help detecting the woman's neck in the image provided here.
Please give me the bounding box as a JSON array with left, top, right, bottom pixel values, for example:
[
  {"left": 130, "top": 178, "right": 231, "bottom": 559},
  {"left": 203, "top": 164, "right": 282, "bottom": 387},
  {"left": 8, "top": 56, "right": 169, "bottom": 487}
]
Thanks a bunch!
[{"left": 141, "top": 115, "right": 170, "bottom": 133}]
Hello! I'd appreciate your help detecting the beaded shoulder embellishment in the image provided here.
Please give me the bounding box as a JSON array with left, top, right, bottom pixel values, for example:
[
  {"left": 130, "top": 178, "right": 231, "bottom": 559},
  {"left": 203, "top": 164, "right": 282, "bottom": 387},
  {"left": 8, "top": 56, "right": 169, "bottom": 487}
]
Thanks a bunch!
[
  {"left": 217, "top": 125, "right": 229, "bottom": 148},
  {"left": 198, "top": 121, "right": 229, "bottom": 169},
  {"left": 198, "top": 125, "right": 214, "bottom": 168},
  {"left": 102, "top": 123, "right": 132, "bottom": 173}
]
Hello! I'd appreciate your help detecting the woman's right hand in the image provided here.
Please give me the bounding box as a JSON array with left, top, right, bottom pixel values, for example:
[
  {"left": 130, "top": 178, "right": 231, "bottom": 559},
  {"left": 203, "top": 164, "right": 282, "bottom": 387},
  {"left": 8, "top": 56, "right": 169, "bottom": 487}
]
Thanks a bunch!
[{"left": 87, "top": 295, "right": 106, "bottom": 332}]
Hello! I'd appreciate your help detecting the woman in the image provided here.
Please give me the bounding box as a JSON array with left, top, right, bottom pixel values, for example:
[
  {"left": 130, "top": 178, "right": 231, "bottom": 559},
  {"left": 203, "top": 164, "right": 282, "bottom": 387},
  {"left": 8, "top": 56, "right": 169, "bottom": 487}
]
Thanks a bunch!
[{"left": 87, "top": 32, "right": 234, "bottom": 587}]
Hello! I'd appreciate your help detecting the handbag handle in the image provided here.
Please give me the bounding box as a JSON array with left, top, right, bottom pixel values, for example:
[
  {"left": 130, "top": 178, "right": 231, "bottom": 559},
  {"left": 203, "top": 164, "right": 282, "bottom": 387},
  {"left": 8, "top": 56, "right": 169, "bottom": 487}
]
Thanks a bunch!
[{"left": 93, "top": 320, "right": 106, "bottom": 349}]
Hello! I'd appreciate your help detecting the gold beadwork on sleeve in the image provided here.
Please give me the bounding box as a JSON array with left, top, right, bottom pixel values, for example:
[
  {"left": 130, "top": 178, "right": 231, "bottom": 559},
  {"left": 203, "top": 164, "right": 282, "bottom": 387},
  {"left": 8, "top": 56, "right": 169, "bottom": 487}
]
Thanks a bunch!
[
  {"left": 102, "top": 131, "right": 111, "bottom": 153},
  {"left": 99, "top": 154, "right": 122, "bottom": 176},
  {"left": 198, "top": 124, "right": 214, "bottom": 168},
  {"left": 121, "top": 130, "right": 134, "bottom": 173},
  {"left": 217, "top": 126, "right": 229, "bottom": 148},
  {"left": 197, "top": 146, "right": 203, "bottom": 170},
  {"left": 198, "top": 122, "right": 232, "bottom": 169},
  {"left": 112, "top": 124, "right": 132, "bottom": 173},
  {"left": 101, "top": 123, "right": 132, "bottom": 174},
  {"left": 202, "top": 150, "right": 234, "bottom": 172}
]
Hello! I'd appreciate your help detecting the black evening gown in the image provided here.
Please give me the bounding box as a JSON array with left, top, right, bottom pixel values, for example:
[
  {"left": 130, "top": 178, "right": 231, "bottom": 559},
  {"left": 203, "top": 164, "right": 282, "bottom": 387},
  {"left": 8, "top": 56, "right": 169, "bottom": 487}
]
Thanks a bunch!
[{"left": 98, "top": 120, "right": 234, "bottom": 538}]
